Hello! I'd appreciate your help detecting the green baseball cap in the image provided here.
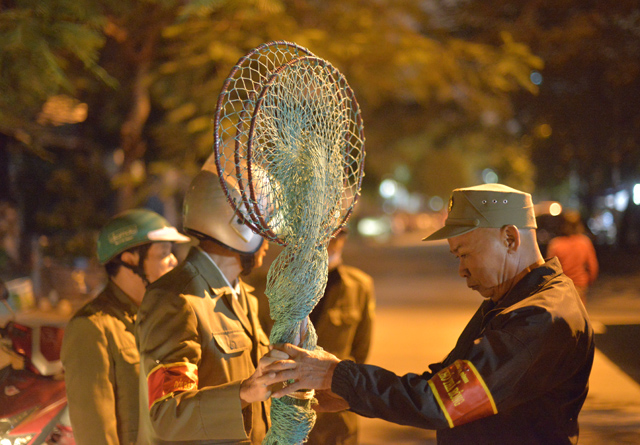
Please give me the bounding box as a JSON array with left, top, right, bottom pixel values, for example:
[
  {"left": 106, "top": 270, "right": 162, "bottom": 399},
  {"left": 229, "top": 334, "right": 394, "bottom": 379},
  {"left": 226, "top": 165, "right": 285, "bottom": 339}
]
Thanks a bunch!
[
  {"left": 423, "top": 184, "right": 537, "bottom": 241},
  {"left": 97, "top": 209, "right": 191, "bottom": 264}
]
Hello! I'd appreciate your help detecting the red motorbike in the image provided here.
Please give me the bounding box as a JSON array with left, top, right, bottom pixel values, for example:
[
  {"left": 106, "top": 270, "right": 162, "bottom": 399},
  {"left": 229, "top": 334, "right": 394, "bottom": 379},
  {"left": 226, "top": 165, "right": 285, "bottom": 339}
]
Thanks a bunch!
[{"left": 0, "top": 278, "right": 75, "bottom": 445}]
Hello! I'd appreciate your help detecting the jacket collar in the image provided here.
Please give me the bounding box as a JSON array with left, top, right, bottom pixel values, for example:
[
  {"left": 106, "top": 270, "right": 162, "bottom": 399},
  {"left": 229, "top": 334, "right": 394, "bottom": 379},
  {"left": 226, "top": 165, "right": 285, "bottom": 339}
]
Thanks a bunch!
[
  {"left": 494, "top": 257, "right": 563, "bottom": 311},
  {"left": 187, "top": 247, "right": 255, "bottom": 334},
  {"left": 105, "top": 280, "right": 139, "bottom": 318}
]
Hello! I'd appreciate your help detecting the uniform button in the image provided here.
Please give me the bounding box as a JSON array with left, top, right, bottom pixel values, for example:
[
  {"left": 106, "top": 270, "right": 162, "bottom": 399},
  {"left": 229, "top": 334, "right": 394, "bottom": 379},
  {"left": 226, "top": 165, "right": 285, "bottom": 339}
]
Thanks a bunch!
[{"left": 230, "top": 340, "right": 237, "bottom": 349}]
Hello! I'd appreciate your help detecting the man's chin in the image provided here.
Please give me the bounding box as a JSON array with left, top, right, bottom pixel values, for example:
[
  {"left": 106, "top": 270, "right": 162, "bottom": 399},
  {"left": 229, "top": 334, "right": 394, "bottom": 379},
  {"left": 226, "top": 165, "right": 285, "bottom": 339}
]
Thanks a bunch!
[{"left": 474, "top": 287, "right": 494, "bottom": 300}]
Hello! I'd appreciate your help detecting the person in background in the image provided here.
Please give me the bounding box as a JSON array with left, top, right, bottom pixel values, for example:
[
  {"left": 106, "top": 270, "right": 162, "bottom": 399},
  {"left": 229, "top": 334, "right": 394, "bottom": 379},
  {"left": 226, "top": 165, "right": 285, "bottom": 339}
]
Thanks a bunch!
[
  {"left": 135, "top": 167, "right": 283, "bottom": 444},
  {"left": 546, "top": 210, "right": 599, "bottom": 305},
  {"left": 61, "top": 209, "right": 191, "bottom": 445},
  {"left": 306, "top": 228, "right": 375, "bottom": 445},
  {"left": 266, "top": 184, "right": 594, "bottom": 445}
]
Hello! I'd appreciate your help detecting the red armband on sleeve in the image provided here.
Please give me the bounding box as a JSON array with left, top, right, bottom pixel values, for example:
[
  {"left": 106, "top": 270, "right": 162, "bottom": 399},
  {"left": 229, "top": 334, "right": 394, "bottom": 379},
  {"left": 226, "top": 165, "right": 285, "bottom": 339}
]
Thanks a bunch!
[
  {"left": 147, "top": 362, "right": 199, "bottom": 408},
  {"left": 428, "top": 359, "right": 497, "bottom": 428}
]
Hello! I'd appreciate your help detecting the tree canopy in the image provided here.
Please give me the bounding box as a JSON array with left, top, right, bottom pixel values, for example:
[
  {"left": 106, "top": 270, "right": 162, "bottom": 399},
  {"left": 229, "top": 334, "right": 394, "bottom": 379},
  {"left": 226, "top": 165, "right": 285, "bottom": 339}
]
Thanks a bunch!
[
  {"left": 445, "top": 0, "right": 640, "bottom": 207},
  {"left": 0, "top": 0, "right": 570, "bottom": 261}
]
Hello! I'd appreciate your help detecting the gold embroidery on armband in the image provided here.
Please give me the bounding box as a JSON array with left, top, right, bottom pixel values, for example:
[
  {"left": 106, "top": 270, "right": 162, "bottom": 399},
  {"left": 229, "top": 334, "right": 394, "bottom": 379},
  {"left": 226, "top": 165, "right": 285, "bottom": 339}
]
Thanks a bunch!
[
  {"left": 147, "top": 362, "right": 199, "bottom": 408},
  {"left": 428, "top": 360, "right": 497, "bottom": 428}
]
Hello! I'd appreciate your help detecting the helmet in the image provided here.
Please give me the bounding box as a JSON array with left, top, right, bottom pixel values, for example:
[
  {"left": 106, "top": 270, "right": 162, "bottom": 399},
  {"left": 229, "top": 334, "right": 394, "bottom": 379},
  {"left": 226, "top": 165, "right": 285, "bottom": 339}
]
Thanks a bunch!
[
  {"left": 97, "top": 209, "right": 191, "bottom": 264},
  {"left": 182, "top": 169, "right": 263, "bottom": 254}
]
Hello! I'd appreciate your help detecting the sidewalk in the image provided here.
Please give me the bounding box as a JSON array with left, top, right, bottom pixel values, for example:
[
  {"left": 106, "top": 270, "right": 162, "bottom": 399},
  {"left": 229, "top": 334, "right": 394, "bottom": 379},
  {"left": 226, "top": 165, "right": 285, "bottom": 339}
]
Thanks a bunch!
[{"left": 580, "top": 257, "right": 640, "bottom": 443}]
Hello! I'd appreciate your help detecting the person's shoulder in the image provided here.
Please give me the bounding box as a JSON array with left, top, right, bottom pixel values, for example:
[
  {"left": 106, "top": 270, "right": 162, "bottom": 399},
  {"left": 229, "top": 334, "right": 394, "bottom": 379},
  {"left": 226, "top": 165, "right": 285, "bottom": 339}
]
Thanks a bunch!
[
  {"left": 338, "top": 264, "right": 373, "bottom": 286},
  {"left": 68, "top": 287, "right": 114, "bottom": 322},
  {"left": 139, "top": 258, "right": 204, "bottom": 319},
  {"left": 64, "top": 294, "right": 112, "bottom": 344},
  {"left": 147, "top": 258, "right": 199, "bottom": 294},
  {"left": 576, "top": 233, "right": 596, "bottom": 246}
]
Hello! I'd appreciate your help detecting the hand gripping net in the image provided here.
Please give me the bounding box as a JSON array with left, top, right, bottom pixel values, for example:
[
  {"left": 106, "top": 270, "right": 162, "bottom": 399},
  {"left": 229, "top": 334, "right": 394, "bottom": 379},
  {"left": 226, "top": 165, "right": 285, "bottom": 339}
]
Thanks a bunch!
[{"left": 213, "top": 41, "right": 365, "bottom": 445}]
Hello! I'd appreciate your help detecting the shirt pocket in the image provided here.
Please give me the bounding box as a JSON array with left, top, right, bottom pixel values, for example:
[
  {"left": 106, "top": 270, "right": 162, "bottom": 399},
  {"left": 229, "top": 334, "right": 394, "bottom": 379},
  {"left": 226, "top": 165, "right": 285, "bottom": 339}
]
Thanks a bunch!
[
  {"left": 328, "top": 306, "right": 362, "bottom": 327},
  {"left": 212, "top": 330, "right": 252, "bottom": 357}
]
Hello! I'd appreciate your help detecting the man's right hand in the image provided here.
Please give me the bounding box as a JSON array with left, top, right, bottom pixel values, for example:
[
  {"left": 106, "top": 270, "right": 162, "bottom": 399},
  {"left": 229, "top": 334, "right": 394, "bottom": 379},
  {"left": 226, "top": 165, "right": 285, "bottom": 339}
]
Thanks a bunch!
[{"left": 265, "top": 343, "right": 341, "bottom": 398}]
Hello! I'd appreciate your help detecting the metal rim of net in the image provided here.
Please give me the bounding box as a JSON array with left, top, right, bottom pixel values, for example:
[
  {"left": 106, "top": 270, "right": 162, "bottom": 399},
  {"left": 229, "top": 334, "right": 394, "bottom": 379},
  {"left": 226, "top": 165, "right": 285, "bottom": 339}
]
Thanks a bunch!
[
  {"left": 244, "top": 55, "right": 365, "bottom": 245},
  {"left": 213, "top": 41, "right": 365, "bottom": 246},
  {"left": 213, "top": 40, "right": 316, "bottom": 237}
]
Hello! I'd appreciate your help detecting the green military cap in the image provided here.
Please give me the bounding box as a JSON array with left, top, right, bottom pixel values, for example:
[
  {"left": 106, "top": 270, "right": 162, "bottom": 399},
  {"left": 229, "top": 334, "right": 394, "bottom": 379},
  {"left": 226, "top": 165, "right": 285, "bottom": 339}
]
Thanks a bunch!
[
  {"left": 423, "top": 184, "right": 537, "bottom": 241},
  {"left": 97, "top": 209, "right": 191, "bottom": 264}
]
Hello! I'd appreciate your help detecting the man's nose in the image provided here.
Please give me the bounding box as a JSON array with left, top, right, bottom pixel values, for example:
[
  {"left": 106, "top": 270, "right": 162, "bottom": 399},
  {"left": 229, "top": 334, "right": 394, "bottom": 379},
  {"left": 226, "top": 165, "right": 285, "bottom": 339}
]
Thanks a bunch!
[
  {"left": 169, "top": 254, "right": 178, "bottom": 267},
  {"left": 458, "top": 263, "right": 469, "bottom": 278}
]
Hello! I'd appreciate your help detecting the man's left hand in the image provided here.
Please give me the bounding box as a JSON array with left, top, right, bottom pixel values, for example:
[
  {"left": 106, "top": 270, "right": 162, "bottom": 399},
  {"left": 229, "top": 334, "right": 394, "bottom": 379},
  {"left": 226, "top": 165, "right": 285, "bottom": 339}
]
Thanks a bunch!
[{"left": 239, "top": 349, "right": 291, "bottom": 406}]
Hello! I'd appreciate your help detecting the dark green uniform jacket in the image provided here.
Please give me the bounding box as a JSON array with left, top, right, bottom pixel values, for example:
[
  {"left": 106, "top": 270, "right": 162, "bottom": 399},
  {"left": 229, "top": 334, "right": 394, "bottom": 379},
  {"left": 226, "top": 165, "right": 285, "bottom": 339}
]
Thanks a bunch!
[
  {"left": 61, "top": 280, "right": 140, "bottom": 445},
  {"left": 331, "top": 258, "right": 594, "bottom": 445},
  {"left": 136, "top": 247, "right": 270, "bottom": 444}
]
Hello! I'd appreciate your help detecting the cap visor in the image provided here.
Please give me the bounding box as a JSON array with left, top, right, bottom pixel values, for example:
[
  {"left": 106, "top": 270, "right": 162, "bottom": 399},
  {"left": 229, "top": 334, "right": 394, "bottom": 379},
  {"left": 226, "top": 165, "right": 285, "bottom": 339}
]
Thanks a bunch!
[
  {"left": 148, "top": 227, "right": 191, "bottom": 243},
  {"left": 422, "top": 224, "right": 478, "bottom": 241}
]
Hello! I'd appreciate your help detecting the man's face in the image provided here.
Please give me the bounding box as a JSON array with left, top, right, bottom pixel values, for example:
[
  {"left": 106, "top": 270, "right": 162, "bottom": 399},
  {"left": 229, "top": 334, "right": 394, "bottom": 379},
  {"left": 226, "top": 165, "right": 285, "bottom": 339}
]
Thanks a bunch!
[
  {"left": 448, "top": 228, "right": 511, "bottom": 300},
  {"left": 143, "top": 242, "right": 178, "bottom": 284},
  {"left": 253, "top": 240, "right": 270, "bottom": 269}
]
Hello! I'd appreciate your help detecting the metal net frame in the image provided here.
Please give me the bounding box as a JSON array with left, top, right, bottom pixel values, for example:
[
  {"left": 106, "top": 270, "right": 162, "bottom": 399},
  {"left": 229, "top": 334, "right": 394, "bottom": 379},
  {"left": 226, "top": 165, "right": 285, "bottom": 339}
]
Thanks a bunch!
[{"left": 213, "top": 41, "right": 365, "bottom": 445}]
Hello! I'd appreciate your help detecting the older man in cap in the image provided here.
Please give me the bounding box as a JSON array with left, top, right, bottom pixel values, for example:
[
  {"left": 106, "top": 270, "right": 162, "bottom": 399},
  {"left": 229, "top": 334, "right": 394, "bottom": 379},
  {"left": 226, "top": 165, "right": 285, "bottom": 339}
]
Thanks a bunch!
[{"left": 267, "top": 184, "right": 594, "bottom": 444}]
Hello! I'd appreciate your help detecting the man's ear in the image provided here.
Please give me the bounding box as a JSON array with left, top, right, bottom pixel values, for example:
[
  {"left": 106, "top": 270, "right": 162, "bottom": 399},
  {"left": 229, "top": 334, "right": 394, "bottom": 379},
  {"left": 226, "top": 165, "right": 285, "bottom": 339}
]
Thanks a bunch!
[
  {"left": 120, "top": 251, "right": 139, "bottom": 267},
  {"left": 503, "top": 225, "right": 521, "bottom": 252}
]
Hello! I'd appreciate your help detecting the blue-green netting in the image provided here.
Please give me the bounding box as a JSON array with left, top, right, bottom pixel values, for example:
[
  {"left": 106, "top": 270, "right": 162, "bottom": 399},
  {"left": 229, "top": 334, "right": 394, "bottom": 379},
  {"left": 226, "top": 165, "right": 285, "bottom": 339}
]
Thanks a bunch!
[{"left": 214, "top": 41, "right": 364, "bottom": 445}]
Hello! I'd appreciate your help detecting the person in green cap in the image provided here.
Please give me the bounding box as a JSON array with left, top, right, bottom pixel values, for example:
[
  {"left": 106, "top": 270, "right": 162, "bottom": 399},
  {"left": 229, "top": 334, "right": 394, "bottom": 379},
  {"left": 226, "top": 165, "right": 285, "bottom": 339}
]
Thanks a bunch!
[
  {"left": 61, "top": 209, "right": 191, "bottom": 445},
  {"left": 265, "top": 183, "right": 594, "bottom": 445}
]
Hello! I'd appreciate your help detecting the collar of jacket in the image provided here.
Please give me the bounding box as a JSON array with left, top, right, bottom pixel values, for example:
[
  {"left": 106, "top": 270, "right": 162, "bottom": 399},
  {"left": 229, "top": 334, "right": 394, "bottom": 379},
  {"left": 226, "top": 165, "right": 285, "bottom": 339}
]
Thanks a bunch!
[
  {"left": 492, "top": 257, "right": 563, "bottom": 313},
  {"left": 185, "top": 246, "right": 256, "bottom": 296},
  {"left": 106, "top": 279, "right": 139, "bottom": 317},
  {"left": 185, "top": 246, "right": 256, "bottom": 333}
]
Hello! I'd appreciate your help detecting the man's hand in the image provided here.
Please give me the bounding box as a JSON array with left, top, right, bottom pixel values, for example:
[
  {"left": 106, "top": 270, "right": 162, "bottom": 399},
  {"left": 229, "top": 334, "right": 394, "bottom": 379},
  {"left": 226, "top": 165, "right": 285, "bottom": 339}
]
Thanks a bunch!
[
  {"left": 265, "top": 343, "right": 341, "bottom": 398},
  {"left": 239, "top": 349, "right": 291, "bottom": 407},
  {"left": 314, "top": 389, "right": 350, "bottom": 412}
]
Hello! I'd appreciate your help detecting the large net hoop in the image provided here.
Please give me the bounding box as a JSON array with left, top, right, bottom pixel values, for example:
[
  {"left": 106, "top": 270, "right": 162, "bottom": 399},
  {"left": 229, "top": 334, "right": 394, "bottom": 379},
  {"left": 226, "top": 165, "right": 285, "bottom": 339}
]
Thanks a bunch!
[{"left": 213, "top": 41, "right": 365, "bottom": 445}]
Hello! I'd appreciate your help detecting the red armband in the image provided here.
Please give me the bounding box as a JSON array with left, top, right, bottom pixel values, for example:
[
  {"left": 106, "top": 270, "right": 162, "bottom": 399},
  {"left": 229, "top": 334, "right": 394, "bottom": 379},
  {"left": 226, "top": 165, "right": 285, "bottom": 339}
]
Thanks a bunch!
[
  {"left": 147, "top": 362, "right": 198, "bottom": 408},
  {"left": 428, "top": 359, "right": 497, "bottom": 428}
]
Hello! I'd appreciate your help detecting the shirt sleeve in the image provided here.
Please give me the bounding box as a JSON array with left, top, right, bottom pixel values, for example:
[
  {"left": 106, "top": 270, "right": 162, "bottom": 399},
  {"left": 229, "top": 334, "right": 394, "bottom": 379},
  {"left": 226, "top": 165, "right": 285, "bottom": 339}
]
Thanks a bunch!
[
  {"left": 135, "top": 286, "right": 247, "bottom": 442},
  {"left": 332, "top": 360, "right": 452, "bottom": 429},
  {"left": 61, "top": 316, "right": 120, "bottom": 445},
  {"left": 583, "top": 236, "right": 599, "bottom": 284},
  {"left": 332, "top": 302, "right": 586, "bottom": 431},
  {"left": 546, "top": 239, "right": 558, "bottom": 259}
]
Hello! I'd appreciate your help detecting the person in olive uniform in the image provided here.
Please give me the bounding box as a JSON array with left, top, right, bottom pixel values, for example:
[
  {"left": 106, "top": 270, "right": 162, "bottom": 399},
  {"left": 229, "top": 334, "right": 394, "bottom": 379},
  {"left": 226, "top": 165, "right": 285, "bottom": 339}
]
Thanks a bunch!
[
  {"left": 267, "top": 184, "right": 594, "bottom": 445},
  {"left": 61, "top": 209, "right": 191, "bottom": 445},
  {"left": 306, "top": 228, "right": 375, "bottom": 445},
  {"left": 135, "top": 165, "right": 283, "bottom": 444}
]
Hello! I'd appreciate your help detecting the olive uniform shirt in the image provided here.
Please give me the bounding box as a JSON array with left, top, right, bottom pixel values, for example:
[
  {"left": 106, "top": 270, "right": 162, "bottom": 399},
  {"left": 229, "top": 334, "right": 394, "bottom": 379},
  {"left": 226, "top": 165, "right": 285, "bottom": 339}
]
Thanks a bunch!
[
  {"left": 135, "top": 247, "right": 270, "bottom": 444},
  {"left": 307, "top": 264, "right": 375, "bottom": 445},
  {"left": 61, "top": 280, "right": 141, "bottom": 445}
]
